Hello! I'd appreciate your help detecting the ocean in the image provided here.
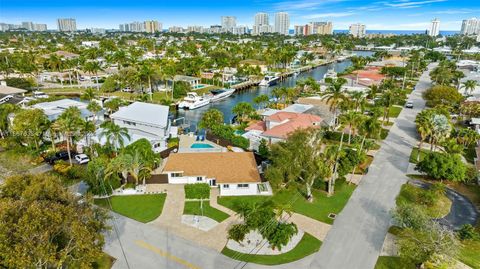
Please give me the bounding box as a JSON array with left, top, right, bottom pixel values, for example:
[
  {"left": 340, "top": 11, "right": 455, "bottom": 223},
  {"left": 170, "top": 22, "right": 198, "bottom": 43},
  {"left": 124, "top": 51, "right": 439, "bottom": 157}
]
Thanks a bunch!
[{"left": 332, "top": 29, "right": 460, "bottom": 36}]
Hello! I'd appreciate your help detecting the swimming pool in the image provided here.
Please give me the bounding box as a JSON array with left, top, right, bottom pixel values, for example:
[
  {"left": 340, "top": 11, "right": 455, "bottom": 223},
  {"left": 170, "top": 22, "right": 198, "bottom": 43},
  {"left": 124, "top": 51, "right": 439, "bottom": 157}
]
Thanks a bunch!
[{"left": 191, "top": 143, "right": 214, "bottom": 149}]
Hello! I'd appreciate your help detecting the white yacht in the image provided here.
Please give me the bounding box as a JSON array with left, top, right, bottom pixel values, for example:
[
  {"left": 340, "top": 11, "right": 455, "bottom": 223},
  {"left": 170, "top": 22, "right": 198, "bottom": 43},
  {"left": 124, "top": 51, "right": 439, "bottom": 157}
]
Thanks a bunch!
[
  {"left": 210, "top": 88, "right": 235, "bottom": 102},
  {"left": 178, "top": 92, "right": 211, "bottom": 110},
  {"left": 259, "top": 75, "right": 279, "bottom": 87},
  {"left": 323, "top": 69, "right": 338, "bottom": 81}
]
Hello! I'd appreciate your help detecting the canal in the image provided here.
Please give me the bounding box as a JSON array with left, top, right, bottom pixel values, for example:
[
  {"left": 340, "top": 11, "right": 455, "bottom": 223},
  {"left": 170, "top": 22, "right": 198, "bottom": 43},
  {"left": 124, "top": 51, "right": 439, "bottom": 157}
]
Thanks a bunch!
[{"left": 175, "top": 51, "right": 374, "bottom": 129}]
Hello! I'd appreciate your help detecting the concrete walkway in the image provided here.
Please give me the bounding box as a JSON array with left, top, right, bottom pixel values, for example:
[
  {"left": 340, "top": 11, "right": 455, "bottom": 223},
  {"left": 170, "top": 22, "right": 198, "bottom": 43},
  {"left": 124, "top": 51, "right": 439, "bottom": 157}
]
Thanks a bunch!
[{"left": 310, "top": 63, "right": 437, "bottom": 269}]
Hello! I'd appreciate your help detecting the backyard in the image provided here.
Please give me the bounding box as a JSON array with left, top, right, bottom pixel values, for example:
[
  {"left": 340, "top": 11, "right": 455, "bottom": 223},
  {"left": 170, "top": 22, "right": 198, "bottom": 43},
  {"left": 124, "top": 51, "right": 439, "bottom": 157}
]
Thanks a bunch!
[{"left": 94, "top": 194, "right": 166, "bottom": 223}]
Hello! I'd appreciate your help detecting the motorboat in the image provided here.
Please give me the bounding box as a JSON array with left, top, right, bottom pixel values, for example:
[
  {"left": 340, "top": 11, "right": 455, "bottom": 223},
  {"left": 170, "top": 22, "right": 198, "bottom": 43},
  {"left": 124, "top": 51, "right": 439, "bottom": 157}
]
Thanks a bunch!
[
  {"left": 323, "top": 68, "right": 338, "bottom": 81},
  {"left": 259, "top": 75, "right": 279, "bottom": 87},
  {"left": 210, "top": 88, "right": 235, "bottom": 102},
  {"left": 178, "top": 92, "right": 211, "bottom": 110}
]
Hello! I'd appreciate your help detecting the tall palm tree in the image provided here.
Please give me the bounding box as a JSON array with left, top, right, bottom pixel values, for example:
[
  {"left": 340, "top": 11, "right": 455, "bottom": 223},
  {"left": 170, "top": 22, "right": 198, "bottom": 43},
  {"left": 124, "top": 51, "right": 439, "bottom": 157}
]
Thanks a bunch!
[
  {"left": 83, "top": 61, "right": 103, "bottom": 91},
  {"left": 462, "top": 80, "right": 477, "bottom": 95},
  {"left": 80, "top": 120, "right": 96, "bottom": 148},
  {"left": 87, "top": 101, "right": 102, "bottom": 124},
  {"left": 321, "top": 78, "right": 347, "bottom": 128},
  {"left": 340, "top": 111, "right": 363, "bottom": 144},
  {"left": 99, "top": 121, "right": 131, "bottom": 153},
  {"left": 81, "top": 88, "right": 97, "bottom": 101},
  {"left": 415, "top": 110, "right": 433, "bottom": 159},
  {"left": 53, "top": 107, "right": 84, "bottom": 165}
]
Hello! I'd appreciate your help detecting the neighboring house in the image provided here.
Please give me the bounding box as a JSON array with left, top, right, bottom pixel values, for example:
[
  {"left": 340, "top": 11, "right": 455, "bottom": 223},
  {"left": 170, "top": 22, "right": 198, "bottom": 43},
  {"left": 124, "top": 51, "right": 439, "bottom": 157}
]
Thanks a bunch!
[
  {"left": 162, "top": 152, "right": 272, "bottom": 196},
  {"left": 174, "top": 75, "right": 201, "bottom": 89},
  {"left": 31, "top": 99, "right": 98, "bottom": 122},
  {"left": 109, "top": 102, "right": 171, "bottom": 153},
  {"left": 0, "top": 81, "right": 27, "bottom": 105},
  {"left": 243, "top": 111, "right": 322, "bottom": 150},
  {"left": 342, "top": 67, "right": 386, "bottom": 87}
]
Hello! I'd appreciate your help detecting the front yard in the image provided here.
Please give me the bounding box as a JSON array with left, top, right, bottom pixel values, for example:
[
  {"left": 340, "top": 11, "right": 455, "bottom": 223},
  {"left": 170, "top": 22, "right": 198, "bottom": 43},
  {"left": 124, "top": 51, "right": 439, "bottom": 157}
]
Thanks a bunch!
[
  {"left": 218, "top": 180, "right": 356, "bottom": 224},
  {"left": 95, "top": 194, "right": 166, "bottom": 223},
  {"left": 183, "top": 201, "right": 230, "bottom": 222},
  {"left": 221, "top": 233, "right": 321, "bottom": 265}
]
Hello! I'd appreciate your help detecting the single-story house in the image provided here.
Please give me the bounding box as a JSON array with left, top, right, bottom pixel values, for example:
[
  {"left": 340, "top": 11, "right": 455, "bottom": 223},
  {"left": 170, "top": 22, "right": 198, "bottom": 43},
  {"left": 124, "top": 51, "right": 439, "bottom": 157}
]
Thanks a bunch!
[
  {"left": 0, "top": 81, "right": 27, "bottom": 96},
  {"left": 31, "top": 98, "right": 97, "bottom": 122},
  {"left": 109, "top": 102, "right": 172, "bottom": 153},
  {"left": 342, "top": 67, "right": 386, "bottom": 87},
  {"left": 243, "top": 111, "right": 322, "bottom": 150},
  {"left": 174, "top": 75, "right": 201, "bottom": 89},
  {"left": 162, "top": 152, "right": 271, "bottom": 196}
]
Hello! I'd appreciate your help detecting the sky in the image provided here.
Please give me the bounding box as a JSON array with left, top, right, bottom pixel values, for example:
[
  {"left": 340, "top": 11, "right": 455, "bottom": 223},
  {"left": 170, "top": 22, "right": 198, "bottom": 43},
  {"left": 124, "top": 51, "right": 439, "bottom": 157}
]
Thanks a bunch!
[{"left": 0, "top": 0, "right": 478, "bottom": 31}]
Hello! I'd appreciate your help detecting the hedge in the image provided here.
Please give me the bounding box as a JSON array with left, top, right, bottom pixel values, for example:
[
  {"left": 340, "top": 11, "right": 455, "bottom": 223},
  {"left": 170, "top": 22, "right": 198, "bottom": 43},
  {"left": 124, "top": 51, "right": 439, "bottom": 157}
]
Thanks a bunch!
[{"left": 184, "top": 183, "right": 210, "bottom": 199}]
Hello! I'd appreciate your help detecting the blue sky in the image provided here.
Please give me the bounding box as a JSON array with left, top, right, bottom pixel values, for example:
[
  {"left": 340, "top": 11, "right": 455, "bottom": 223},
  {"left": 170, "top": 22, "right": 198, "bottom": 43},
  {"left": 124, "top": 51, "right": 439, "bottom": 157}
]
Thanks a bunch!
[{"left": 0, "top": 0, "right": 478, "bottom": 30}]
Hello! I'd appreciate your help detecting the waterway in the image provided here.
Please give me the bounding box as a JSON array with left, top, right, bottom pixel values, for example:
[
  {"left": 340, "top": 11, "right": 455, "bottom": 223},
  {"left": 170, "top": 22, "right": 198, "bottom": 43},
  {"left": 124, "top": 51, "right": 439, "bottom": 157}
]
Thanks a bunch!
[{"left": 175, "top": 50, "right": 374, "bottom": 129}]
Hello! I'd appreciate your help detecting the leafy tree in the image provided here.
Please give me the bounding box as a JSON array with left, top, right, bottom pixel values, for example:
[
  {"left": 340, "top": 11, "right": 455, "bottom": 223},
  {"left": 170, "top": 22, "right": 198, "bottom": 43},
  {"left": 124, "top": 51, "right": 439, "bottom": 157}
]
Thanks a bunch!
[
  {"left": 199, "top": 108, "right": 224, "bottom": 130},
  {"left": 3, "top": 77, "right": 35, "bottom": 90},
  {"left": 258, "top": 139, "right": 270, "bottom": 159},
  {"left": 392, "top": 203, "right": 429, "bottom": 230},
  {"left": 227, "top": 223, "right": 249, "bottom": 242},
  {"left": 11, "top": 108, "right": 49, "bottom": 150},
  {"left": 173, "top": 81, "right": 190, "bottom": 99},
  {"left": 0, "top": 103, "right": 19, "bottom": 138},
  {"left": 458, "top": 224, "right": 479, "bottom": 240},
  {"left": 85, "top": 157, "right": 121, "bottom": 195},
  {"left": 423, "top": 85, "right": 464, "bottom": 108},
  {"left": 232, "top": 102, "right": 255, "bottom": 124},
  {"left": 0, "top": 174, "right": 108, "bottom": 268},
  {"left": 415, "top": 152, "right": 466, "bottom": 182}
]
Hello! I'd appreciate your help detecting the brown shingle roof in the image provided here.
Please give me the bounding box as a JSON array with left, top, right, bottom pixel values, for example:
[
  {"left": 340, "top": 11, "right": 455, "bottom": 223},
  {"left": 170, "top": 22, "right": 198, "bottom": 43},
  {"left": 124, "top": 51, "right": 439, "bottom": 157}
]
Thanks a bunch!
[{"left": 162, "top": 152, "right": 261, "bottom": 183}]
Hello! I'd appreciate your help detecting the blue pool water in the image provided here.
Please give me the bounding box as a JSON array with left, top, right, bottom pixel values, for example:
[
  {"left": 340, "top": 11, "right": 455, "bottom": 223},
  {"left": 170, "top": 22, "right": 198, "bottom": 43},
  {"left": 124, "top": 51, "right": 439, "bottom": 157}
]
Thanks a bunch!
[{"left": 191, "top": 143, "right": 214, "bottom": 149}]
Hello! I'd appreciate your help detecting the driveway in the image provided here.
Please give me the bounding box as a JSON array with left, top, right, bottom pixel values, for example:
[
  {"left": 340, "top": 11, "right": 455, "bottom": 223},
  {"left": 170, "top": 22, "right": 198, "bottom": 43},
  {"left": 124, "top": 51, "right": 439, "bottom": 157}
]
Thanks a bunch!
[
  {"left": 410, "top": 180, "right": 479, "bottom": 230},
  {"left": 309, "top": 64, "right": 437, "bottom": 269}
]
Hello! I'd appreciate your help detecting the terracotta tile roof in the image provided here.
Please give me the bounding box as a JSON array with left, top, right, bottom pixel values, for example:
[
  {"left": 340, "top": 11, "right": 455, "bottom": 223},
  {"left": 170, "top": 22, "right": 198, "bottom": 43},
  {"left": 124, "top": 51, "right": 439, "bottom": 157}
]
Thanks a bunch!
[
  {"left": 162, "top": 152, "right": 261, "bottom": 183},
  {"left": 246, "top": 111, "right": 322, "bottom": 139}
]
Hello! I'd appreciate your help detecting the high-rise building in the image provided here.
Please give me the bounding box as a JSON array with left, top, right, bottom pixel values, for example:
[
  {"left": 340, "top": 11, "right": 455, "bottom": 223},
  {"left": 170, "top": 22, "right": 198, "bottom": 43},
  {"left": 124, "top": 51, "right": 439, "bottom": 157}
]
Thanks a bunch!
[
  {"left": 294, "top": 24, "right": 312, "bottom": 36},
  {"left": 145, "top": 20, "right": 161, "bottom": 33},
  {"left": 34, "top": 24, "right": 47, "bottom": 31},
  {"left": 429, "top": 18, "right": 440, "bottom": 37},
  {"left": 221, "top": 16, "right": 237, "bottom": 32},
  {"left": 311, "top": 21, "right": 333, "bottom": 35},
  {"left": 461, "top": 18, "right": 480, "bottom": 35},
  {"left": 57, "top": 18, "right": 77, "bottom": 32},
  {"left": 253, "top": 12, "right": 271, "bottom": 35},
  {"left": 349, "top": 23, "right": 366, "bottom": 38},
  {"left": 233, "top": 26, "right": 248, "bottom": 35},
  {"left": 187, "top": 25, "right": 204, "bottom": 33},
  {"left": 21, "top": 22, "right": 34, "bottom": 31},
  {"left": 169, "top": 26, "right": 184, "bottom": 33},
  {"left": 275, "top": 12, "right": 290, "bottom": 35}
]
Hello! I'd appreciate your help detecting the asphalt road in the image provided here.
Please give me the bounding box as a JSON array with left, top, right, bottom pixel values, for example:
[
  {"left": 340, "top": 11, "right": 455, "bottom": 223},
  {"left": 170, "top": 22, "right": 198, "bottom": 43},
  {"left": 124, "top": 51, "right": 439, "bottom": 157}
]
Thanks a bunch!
[{"left": 309, "top": 64, "right": 437, "bottom": 269}]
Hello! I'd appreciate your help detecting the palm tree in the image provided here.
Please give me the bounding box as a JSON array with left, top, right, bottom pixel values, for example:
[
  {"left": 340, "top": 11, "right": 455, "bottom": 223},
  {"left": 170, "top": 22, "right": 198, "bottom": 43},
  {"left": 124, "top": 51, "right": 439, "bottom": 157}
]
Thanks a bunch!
[
  {"left": 53, "top": 107, "right": 84, "bottom": 165},
  {"left": 321, "top": 78, "right": 347, "bottom": 128},
  {"left": 128, "top": 150, "right": 153, "bottom": 186},
  {"left": 87, "top": 101, "right": 102, "bottom": 124},
  {"left": 253, "top": 94, "right": 270, "bottom": 109},
  {"left": 80, "top": 120, "right": 96, "bottom": 148},
  {"left": 415, "top": 110, "right": 433, "bottom": 159},
  {"left": 81, "top": 88, "right": 97, "bottom": 101},
  {"left": 462, "top": 80, "right": 477, "bottom": 96},
  {"left": 340, "top": 111, "right": 363, "bottom": 144},
  {"left": 83, "top": 61, "right": 103, "bottom": 91},
  {"left": 349, "top": 91, "right": 367, "bottom": 112},
  {"left": 99, "top": 121, "right": 131, "bottom": 153}
]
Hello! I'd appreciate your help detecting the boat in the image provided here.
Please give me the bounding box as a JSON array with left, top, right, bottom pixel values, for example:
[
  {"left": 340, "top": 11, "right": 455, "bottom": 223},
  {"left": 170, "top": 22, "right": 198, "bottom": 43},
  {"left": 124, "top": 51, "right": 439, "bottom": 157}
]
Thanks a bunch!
[
  {"left": 209, "top": 88, "right": 235, "bottom": 102},
  {"left": 178, "top": 92, "right": 211, "bottom": 110},
  {"left": 259, "top": 75, "right": 279, "bottom": 87},
  {"left": 323, "top": 68, "right": 338, "bottom": 81}
]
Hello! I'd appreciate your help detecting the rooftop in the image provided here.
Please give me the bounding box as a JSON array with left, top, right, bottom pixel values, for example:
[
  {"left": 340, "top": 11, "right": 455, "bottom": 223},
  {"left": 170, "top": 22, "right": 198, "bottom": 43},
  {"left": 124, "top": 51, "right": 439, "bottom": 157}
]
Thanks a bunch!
[
  {"left": 31, "top": 99, "right": 91, "bottom": 121},
  {"left": 162, "top": 152, "right": 261, "bottom": 183},
  {"left": 111, "top": 102, "right": 170, "bottom": 128},
  {"left": 0, "top": 83, "right": 27, "bottom": 95}
]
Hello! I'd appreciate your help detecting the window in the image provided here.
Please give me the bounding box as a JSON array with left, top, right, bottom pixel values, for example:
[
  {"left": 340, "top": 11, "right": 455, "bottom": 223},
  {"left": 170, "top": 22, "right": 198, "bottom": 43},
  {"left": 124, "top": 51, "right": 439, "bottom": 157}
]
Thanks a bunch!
[
  {"left": 196, "top": 177, "right": 203, "bottom": 182},
  {"left": 237, "top": 184, "right": 249, "bottom": 188},
  {"left": 123, "top": 120, "right": 136, "bottom": 126},
  {"left": 171, "top": 172, "right": 182, "bottom": 177},
  {"left": 223, "top": 184, "right": 229, "bottom": 189}
]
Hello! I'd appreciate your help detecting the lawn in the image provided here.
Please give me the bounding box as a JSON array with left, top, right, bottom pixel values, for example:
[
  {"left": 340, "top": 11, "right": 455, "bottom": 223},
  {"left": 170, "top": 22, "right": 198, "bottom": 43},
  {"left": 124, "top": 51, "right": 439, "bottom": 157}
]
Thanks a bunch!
[
  {"left": 0, "top": 148, "right": 37, "bottom": 174},
  {"left": 183, "top": 201, "right": 230, "bottom": 222},
  {"left": 388, "top": 106, "right": 403, "bottom": 118},
  {"left": 94, "top": 194, "right": 166, "bottom": 223},
  {"left": 458, "top": 239, "right": 480, "bottom": 269},
  {"left": 92, "top": 253, "right": 115, "bottom": 269},
  {"left": 409, "top": 147, "right": 430, "bottom": 164},
  {"left": 41, "top": 87, "right": 90, "bottom": 94},
  {"left": 218, "top": 181, "right": 356, "bottom": 224},
  {"left": 221, "top": 233, "right": 321, "bottom": 265},
  {"left": 396, "top": 184, "right": 452, "bottom": 218},
  {"left": 374, "top": 256, "right": 415, "bottom": 269}
]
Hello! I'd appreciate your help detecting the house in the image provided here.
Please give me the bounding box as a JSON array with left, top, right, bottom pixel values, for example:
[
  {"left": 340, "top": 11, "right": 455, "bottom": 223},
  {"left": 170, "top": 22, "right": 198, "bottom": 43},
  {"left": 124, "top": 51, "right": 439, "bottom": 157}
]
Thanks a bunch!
[
  {"left": 342, "top": 67, "right": 386, "bottom": 87},
  {"left": 162, "top": 152, "right": 271, "bottom": 196},
  {"left": 109, "top": 102, "right": 171, "bottom": 153},
  {"left": 174, "top": 75, "right": 201, "bottom": 89},
  {"left": 31, "top": 99, "right": 97, "bottom": 122},
  {"left": 0, "top": 81, "right": 27, "bottom": 105},
  {"left": 243, "top": 111, "right": 322, "bottom": 150}
]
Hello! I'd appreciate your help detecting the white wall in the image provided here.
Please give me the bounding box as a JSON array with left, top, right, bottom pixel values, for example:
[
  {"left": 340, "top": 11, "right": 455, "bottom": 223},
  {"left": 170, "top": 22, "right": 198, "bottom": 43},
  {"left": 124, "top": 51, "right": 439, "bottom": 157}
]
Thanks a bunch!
[
  {"left": 219, "top": 183, "right": 259, "bottom": 196},
  {"left": 167, "top": 173, "right": 206, "bottom": 184}
]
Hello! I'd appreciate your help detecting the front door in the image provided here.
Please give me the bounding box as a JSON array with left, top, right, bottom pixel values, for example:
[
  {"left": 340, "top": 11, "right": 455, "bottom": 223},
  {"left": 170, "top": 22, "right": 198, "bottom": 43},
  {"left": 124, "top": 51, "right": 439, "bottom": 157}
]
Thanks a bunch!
[{"left": 209, "top": 179, "right": 216, "bottom": 186}]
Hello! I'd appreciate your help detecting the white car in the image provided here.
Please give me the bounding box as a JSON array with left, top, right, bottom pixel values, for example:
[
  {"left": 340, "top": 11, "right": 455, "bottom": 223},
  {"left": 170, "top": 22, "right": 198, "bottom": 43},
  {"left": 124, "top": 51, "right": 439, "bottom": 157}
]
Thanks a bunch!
[
  {"left": 405, "top": 101, "right": 414, "bottom": 108},
  {"left": 74, "top": 154, "right": 90, "bottom": 164}
]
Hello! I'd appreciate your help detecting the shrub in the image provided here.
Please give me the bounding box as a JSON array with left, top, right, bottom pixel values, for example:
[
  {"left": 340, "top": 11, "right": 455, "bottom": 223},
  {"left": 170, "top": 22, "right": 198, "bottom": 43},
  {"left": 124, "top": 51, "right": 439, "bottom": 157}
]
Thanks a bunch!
[
  {"left": 184, "top": 183, "right": 210, "bottom": 199},
  {"left": 458, "top": 224, "right": 479, "bottom": 240},
  {"left": 53, "top": 161, "right": 71, "bottom": 175},
  {"left": 231, "top": 136, "right": 249, "bottom": 149},
  {"left": 67, "top": 165, "right": 87, "bottom": 180},
  {"left": 228, "top": 223, "right": 249, "bottom": 242},
  {"left": 415, "top": 152, "right": 466, "bottom": 182}
]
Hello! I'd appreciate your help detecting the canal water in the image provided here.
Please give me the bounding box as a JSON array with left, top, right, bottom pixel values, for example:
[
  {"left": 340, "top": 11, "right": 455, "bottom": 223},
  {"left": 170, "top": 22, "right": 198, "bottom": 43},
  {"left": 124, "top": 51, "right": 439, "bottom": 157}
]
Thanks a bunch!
[{"left": 175, "top": 51, "right": 374, "bottom": 129}]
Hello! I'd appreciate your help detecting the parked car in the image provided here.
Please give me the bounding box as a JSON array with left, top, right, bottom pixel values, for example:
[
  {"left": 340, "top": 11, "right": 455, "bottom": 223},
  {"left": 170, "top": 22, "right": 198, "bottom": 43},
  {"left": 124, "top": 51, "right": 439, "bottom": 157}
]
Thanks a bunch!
[
  {"left": 74, "top": 154, "right": 90, "bottom": 164},
  {"left": 44, "top": 151, "right": 73, "bottom": 164},
  {"left": 405, "top": 101, "right": 414, "bottom": 108}
]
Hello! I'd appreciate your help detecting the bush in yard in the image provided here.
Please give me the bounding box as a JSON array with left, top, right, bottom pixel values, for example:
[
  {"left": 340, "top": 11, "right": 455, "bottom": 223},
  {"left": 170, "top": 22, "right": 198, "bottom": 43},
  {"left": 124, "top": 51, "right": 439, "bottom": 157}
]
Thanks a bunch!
[
  {"left": 53, "top": 161, "right": 72, "bottom": 175},
  {"left": 392, "top": 203, "right": 429, "bottom": 230},
  {"left": 228, "top": 223, "right": 249, "bottom": 243},
  {"left": 458, "top": 224, "right": 479, "bottom": 240},
  {"left": 184, "top": 183, "right": 210, "bottom": 199},
  {"left": 231, "top": 135, "right": 249, "bottom": 149},
  {"left": 415, "top": 152, "right": 466, "bottom": 182}
]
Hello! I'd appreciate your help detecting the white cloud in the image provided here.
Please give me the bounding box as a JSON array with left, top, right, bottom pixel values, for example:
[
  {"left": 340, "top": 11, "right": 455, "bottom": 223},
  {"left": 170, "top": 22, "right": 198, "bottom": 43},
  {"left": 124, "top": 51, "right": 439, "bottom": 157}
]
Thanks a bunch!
[
  {"left": 273, "top": 0, "right": 347, "bottom": 11},
  {"left": 383, "top": 0, "right": 447, "bottom": 8},
  {"left": 302, "top": 12, "right": 355, "bottom": 19}
]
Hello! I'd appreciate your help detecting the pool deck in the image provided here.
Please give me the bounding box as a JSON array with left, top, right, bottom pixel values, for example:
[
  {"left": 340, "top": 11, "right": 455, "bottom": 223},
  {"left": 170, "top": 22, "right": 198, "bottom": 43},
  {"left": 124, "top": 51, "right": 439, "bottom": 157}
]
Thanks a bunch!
[{"left": 178, "top": 134, "right": 225, "bottom": 153}]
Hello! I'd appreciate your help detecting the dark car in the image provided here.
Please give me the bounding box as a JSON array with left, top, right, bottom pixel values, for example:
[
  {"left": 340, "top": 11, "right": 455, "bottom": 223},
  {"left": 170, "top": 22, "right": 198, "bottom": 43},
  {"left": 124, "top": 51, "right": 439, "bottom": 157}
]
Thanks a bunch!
[{"left": 44, "top": 151, "right": 74, "bottom": 164}]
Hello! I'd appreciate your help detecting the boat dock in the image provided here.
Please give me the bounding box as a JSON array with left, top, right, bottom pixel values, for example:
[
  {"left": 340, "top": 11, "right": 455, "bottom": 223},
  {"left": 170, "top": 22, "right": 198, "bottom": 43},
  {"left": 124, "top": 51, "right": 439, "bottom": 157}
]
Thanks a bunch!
[{"left": 231, "top": 80, "right": 261, "bottom": 91}]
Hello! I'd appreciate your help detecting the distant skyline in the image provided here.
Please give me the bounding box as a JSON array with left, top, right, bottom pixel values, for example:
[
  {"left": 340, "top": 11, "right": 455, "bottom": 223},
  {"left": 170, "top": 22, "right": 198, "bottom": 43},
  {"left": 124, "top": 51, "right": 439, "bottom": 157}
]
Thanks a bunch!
[{"left": 0, "top": 0, "right": 478, "bottom": 30}]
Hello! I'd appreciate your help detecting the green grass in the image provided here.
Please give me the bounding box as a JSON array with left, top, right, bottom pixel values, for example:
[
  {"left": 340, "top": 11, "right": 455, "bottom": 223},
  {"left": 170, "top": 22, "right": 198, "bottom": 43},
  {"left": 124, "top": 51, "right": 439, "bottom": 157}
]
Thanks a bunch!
[
  {"left": 0, "top": 149, "right": 37, "bottom": 174},
  {"left": 409, "top": 147, "right": 430, "bottom": 164},
  {"left": 397, "top": 184, "right": 452, "bottom": 218},
  {"left": 94, "top": 194, "right": 166, "bottom": 223},
  {"left": 183, "top": 201, "right": 230, "bottom": 222},
  {"left": 218, "top": 181, "right": 356, "bottom": 224},
  {"left": 458, "top": 240, "right": 480, "bottom": 269},
  {"left": 388, "top": 106, "right": 403, "bottom": 118},
  {"left": 92, "top": 253, "right": 115, "bottom": 269},
  {"left": 374, "top": 256, "right": 415, "bottom": 269},
  {"left": 221, "top": 233, "right": 321, "bottom": 265}
]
